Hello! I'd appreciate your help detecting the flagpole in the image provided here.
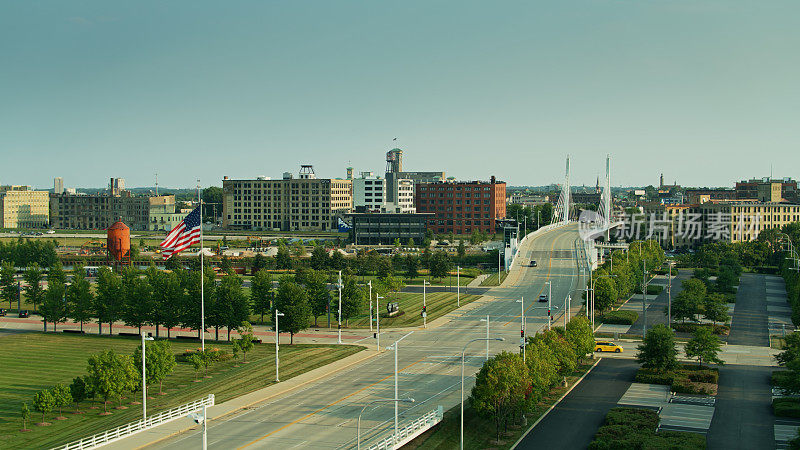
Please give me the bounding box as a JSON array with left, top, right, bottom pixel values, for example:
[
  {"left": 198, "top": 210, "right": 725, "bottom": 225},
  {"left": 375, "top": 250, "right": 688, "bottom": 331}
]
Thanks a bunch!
[{"left": 199, "top": 180, "right": 205, "bottom": 352}]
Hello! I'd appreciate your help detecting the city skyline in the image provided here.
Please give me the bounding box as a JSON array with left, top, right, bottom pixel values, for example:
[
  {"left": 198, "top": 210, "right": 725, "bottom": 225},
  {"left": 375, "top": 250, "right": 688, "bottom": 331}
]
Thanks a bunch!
[{"left": 2, "top": 1, "right": 799, "bottom": 188}]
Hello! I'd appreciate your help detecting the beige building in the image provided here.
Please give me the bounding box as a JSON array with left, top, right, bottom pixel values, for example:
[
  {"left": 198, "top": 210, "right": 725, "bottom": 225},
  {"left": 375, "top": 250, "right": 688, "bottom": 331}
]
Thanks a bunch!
[
  {"left": 0, "top": 186, "right": 50, "bottom": 229},
  {"left": 222, "top": 165, "right": 352, "bottom": 231},
  {"left": 638, "top": 202, "right": 800, "bottom": 248}
]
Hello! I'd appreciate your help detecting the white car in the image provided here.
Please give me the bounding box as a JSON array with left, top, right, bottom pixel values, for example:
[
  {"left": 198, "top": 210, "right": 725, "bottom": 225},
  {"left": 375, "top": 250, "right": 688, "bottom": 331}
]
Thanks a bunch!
[{"left": 46, "top": 230, "right": 56, "bottom": 234}]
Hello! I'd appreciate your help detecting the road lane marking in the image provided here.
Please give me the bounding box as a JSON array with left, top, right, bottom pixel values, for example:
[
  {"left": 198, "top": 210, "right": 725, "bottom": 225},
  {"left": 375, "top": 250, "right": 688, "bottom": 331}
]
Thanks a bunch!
[
  {"left": 504, "top": 230, "right": 559, "bottom": 326},
  {"left": 237, "top": 357, "right": 427, "bottom": 449}
]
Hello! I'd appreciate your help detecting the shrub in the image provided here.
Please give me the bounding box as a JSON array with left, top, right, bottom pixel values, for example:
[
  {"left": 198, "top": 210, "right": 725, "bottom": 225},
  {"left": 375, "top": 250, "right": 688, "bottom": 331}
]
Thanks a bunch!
[
  {"left": 647, "top": 285, "right": 663, "bottom": 295},
  {"left": 589, "top": 408, "right": 705, "bottom": 450},
  {"left": 601, "top": 310, "right": 639, "bottom": 325},
  {"left": 774, "top": 398, "right": 800, "bottom": 418},
  {"left": 671, "top": 376, "right": 713, "bottom": 395},
  {"left": 773, "top": 370, "right": 793, "bottom": 387},
  {"left": 671, "top": 323, "right": 729, "bottom": 335},
  {"left": 635, "top": 369, "right": 675, "bottom": 385},
  {"left": 603, "top": 407, "right": 659, "bottom": 430}
]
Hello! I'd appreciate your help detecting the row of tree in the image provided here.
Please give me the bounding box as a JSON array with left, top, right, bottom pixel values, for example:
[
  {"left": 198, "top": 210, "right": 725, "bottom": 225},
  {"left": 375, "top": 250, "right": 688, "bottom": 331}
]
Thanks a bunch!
[
  {"left": 591, "top": 240, "right": 666, "bottom": 312},
  {"left": 469, "top": 316, "right": 594, "bottom": 442},
  {"left": 0, "top": 238, "right": 58, "bottom": 269},
  {"left": 26, "top": 340, "right": 178, "bottom": 427}
]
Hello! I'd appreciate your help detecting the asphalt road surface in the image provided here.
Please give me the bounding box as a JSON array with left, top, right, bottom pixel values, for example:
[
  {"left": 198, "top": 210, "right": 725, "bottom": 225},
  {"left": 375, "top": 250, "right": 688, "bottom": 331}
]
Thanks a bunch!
[
  {"left": 707, "top": 273, "right": 774, "bottom": 449},
  {"left": 146, "top": 224, "right": 586, "bottom": 449},
  {"left": 516, "top": 358, "right": 639, "bottom": 450}
]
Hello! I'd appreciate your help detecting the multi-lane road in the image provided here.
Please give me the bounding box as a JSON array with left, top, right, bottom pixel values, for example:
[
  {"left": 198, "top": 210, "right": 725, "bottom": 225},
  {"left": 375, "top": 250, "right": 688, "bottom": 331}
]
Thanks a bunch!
[{"left": 148, "top": 225, "right": 584, "bottom": 449}]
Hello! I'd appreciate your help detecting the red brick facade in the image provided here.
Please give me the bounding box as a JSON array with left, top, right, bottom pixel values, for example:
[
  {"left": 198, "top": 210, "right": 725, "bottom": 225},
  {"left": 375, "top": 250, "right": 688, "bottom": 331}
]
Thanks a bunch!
[{"left": 415, "top": 179, "right": 506, "bottom": 235}]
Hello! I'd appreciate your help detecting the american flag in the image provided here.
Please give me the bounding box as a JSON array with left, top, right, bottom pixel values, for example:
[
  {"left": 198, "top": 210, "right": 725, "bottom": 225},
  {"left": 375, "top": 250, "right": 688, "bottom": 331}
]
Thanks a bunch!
[{"left": 160, "top": 206, "right": 201, "bottom": 260}]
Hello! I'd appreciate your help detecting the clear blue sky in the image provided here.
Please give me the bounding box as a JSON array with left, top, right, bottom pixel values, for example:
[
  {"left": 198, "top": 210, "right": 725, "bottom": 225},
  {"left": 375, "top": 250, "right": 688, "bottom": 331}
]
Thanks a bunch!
[{"left": 2, "top": 1, "right": 798, "bottom": 189}]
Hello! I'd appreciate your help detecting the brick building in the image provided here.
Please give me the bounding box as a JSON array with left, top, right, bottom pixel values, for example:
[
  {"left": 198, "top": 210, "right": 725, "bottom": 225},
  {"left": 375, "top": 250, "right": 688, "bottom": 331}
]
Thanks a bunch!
[{"left": 415, "top": 177, "right": 506, "bottom": 235}]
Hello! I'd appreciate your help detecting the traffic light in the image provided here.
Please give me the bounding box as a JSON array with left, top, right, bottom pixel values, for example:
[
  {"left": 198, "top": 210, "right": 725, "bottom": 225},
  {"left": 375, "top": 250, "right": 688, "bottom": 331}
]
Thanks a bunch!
[
  {"left": 520, "top": 329, "right": 524, "bottom": 338},
  {"left": 421, "top": 305, "right": 427, "bottom": 316}
]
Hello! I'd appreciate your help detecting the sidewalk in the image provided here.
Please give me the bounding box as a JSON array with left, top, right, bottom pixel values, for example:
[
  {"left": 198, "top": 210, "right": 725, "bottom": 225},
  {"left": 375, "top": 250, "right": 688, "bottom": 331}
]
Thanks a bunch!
[{"left": 104, "top": 346, "right": 379, "bottom": 450}]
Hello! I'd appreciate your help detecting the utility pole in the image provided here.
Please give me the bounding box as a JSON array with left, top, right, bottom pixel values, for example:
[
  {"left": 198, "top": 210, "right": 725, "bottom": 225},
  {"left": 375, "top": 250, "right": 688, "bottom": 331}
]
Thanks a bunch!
[
  {"left": 456, "top": 266, "right": 460, "bottom": 307},
  {"left": 368, "top": 280, "right": 373, "bottom": 333},
  {"left": 667, "top": 262, "right": 673, "bottom": 328},
  {"left": 275, "top": 310, "right": 284, "bottom": 381},
  {"left": 338, "top": 270, "right": 342, "bottom": 344}
]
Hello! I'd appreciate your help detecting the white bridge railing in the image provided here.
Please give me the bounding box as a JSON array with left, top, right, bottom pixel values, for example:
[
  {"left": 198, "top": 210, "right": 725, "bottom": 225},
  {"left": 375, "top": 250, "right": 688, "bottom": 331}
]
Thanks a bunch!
[
  {"left": 54, "top": 394, "right": 214, "bottom": 450},
  {"left": 367, "top": 406, "right": 443, "bottom": 450}
]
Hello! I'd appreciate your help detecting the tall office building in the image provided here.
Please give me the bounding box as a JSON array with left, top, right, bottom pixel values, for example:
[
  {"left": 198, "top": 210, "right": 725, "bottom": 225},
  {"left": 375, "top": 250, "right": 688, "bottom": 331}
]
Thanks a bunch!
[
  {"left": 383, "top": 148, "right": 445, "bottom": 204},
  {"left": 54, "top": 177, "right": 64, "bottom": 195},
  {"left": 109, "top": 178, "right": 126, "bottom": 196},
  {"left": 222, "top": 165, "right": 352, "bottom": 231}
]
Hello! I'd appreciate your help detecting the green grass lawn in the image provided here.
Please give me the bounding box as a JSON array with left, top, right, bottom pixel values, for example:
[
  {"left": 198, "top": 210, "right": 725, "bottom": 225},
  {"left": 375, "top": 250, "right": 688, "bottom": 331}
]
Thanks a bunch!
[
  {"left": 346, "top": 292, "right": 481, "bottom": 328},
  {"left": 0, "top": 332, "right": 362, "bottom": 449},
  {"left": 353, "top": 272, "right": 476, "bottom": 287},
  {"left": 480, "top": 272, "right": 507, "bottom": 286},
  {"left": 406, "top": 360, "right": 595, "bottom": 449}
]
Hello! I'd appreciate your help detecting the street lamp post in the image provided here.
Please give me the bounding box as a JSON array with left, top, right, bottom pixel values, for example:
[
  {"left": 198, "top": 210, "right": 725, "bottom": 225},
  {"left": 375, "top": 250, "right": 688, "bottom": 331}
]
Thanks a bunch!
[
  {"left": 422, "top": 280, "right": 430, "bottom": 328},
  {"left": 375, "top": 295, "right": 383, "bottom": 351},
  {"left": 642, "top": 259, "right": 648, "bottom": 336},
  {"left": 275, "top": 310, "right": 284, "bottom": 382},
  {"left": 338, "top": 270, "right": 343, "bottom": 344},
  {"left": 667, "top": 261, "right": 674, "bottom": 328},
  {"left": 546, "top": 281, "right": 552, "bottom": 331},
  {"left": 461, "top": 337, "right": 504, "bottom": 450},
  {"left": 386, "top": 331, "right": 414, "bottom": 437},
  {"left": 356, "top": 398, "right": 415, "bottom": 450},
  {"left": 515, "top": 297, "right": 525, "bottom": 363},
  {"left": 141, "top": 332, "right": 154, "bottom": 420},
  {"left": 368, "top": 280, "right": 373, "bottom": 333},
  {"left": 456, "top": 266, "right": 460, "bottom": 307}
]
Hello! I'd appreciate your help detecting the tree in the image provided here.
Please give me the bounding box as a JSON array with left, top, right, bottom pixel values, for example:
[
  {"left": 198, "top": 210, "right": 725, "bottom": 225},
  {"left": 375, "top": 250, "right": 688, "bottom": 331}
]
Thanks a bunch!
[
  {"left": 310, "top": 245, "right": 329, "bottom": 271},
  {"left": 188, "top": 354, "right": 203, "bottom": 381},
  {"left": 407, "top": 237, "right": 415, "bottom": 247},
  {"left": 636, "top": 324, "right": 679, "bottom": 371},
  {"left": 234, "top": 322, "right": 256, "bottom": 363},
  {"left": 134, "top": 340, "right": 177, "bottom": 395},
  {"left": 40, "top": 279, "right": 68, "bottom": 331},
  {"left": 153, "top": 271, "right": 184, "bottom": 338},
  {"left": 330, "top": 250, "right": 345, "bottom": 271},
  {"left": 593, "top": 275, "right": 618, "bottom": 312},
  {"left": 273, "top": 279, "right": 312, "bottom": 344},
  {"left": 70, "top": 377, "right": 87, "bottom": 412},
  {"left": 251, "top": 269, "right": 273, "bottom": 324},
  {"left": 216, "top": 273, "right": 250, "bottom": 340},
  {"left": 23, "top": 263, "right": 43, "bottom": 313},
  {"left": 86, "top": 349, "right": 130, "bottom": 413},
  {"left": 457, "top": 240, "right": 466, "bottom": 258},
  {"left": 275, "top": 244, "right": 292, "bottom": 270},
  {"left": 51, "top": 384, "right": 72, "bottom": 418},
  {"left": 121, "top": 268, "right": 153, "bottom": 334},
  {"left": 703, "top": 293, "right": 730, "bottom": 327},
  {"left": 21, "top": 402, "right": 31, "bottom": 430},
  {"left": 32, "top": 389, "right": 55, "bottom": 424},
  {"left": 429, "top": 251, "right": 452, "bottom": 280},
  {"left": 404, "top": 255, "right": 419, "bottom": 279},
  {"left": 525, "top": 340, "right": 559, "bottom": 400},
  {"left": 565, "top": 315, "right": 594, "bottom": 358},
  {"left": 202, "top": 186, "right": 224, "bottom": 219},
  {"left": 301, "top": 269, "right": 330, "bottom": 326},
  {"left": 340, "top": 275, "right": 365, "bottom": 326},
  {"left": 0, "top": 262, "right": 15, "bottom": 310},
  {"left": 220, "top": 255, "right": 232, "bottom": 274},
  {"left": 685, "top": 327, "right": 724, "bottom": 367},
  {"left": 470, "top": 352, "right": 531, "bottom": 443},
  {"left": 95, "top": 267, "right": 123, "bottom": 335},
  {"left": 48, "top": 261, "right": 66, "bottom": 285},
  {"left": 376, "top": 257, "right": 393, "bottom": 280},
  {"left": 530, "top": 330, "right": 576, "bottom": 376},
  {"left": 252, "top": 253, "right": 267, "bottom": 273},
  {"left": 67, "top": 265, "right": 94, "bottom": 332}
]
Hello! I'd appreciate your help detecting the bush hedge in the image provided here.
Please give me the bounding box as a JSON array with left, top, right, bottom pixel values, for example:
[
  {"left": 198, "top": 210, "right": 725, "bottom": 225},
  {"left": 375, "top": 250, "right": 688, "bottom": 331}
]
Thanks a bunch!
[
  {"left": 635, "top": 369, "right": 676, "bottom": 385},
  {"left": 589, "top": 407, "right": 706, "bottom": 450},
  {"left": 671, "top": 377, "right": 713, "bottom": 395},
  {"left": 635, "top": 365, "right": 718, "bottom": 394},
  {"left": 774, "top": 398, "right": 800, "bottom": 418},
  {"left": 634, "top": 285, "right": 664, "bottom": 295},
  {"left": 773, "top": 370, "right": 792, "bottom": 387},
  {"left": 601, "top": 310, "right": 639, "bottom": 325},
  {"left": 671, "top": 323, "right": 730, "bottom": 335}
]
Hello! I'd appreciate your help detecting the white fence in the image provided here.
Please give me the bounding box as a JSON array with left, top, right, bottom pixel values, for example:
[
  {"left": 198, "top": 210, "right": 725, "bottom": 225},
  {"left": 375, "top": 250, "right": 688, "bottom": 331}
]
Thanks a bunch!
[
  {"left": 367, "top": 406, "right": 444, "bottom": 450},
  {"left": 54, "top": 394, "right": 214, "bottom": 450}
]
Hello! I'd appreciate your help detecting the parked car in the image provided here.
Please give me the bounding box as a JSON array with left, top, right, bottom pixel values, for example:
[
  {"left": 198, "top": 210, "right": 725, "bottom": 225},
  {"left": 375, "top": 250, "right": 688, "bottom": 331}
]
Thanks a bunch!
[
  {"left": 529, "top": 260, "right": 538, "bottom": 267},
  {"left": 594, "top": 341, "right": 623, "bottom": 353},
  {"left": 538, "top": 294, "right": 548, "bottom": 302},
  {"left": 18, "top": 310, "right": 29, "bottom": 318}
]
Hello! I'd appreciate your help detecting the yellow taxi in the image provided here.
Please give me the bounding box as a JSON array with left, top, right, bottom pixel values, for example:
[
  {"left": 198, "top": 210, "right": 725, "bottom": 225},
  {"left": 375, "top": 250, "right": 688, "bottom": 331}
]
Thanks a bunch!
[{"left": 594, "top": 341, "right": 623, "bottom": 353}]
